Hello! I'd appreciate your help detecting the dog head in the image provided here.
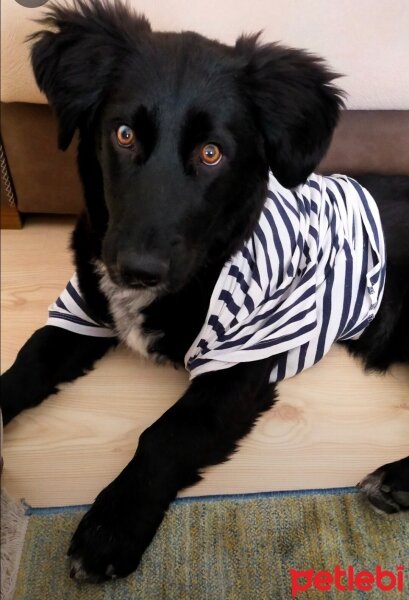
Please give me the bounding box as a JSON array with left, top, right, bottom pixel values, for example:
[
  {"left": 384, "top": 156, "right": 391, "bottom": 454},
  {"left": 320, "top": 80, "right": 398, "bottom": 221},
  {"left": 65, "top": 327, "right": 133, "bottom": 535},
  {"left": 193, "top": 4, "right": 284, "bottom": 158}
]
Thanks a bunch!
[{"left": 31, "top": 0, "right": 344, "bottom": 293}]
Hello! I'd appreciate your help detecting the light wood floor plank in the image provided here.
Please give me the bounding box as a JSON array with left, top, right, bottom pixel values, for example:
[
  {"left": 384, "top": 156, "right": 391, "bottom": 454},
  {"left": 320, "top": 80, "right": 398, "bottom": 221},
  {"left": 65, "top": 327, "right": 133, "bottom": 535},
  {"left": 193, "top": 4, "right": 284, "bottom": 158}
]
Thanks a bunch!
[{"left": 1, "top": 216, "right": 408, "bottom": 507}]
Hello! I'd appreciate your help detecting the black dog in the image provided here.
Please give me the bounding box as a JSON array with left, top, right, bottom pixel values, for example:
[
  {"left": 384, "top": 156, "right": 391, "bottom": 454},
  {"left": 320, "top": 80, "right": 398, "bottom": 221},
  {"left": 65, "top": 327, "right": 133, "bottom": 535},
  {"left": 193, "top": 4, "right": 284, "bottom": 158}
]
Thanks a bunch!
[{"left": 1, "top": 0, "right": 408, "bottom": 583}]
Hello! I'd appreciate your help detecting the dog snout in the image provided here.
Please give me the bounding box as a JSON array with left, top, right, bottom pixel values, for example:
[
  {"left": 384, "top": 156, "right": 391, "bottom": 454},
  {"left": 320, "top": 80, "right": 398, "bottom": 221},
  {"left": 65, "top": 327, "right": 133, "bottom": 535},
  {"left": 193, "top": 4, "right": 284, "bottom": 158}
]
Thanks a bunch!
[{"left": 117, "top": 252, "right": 169, "bottom": 288}]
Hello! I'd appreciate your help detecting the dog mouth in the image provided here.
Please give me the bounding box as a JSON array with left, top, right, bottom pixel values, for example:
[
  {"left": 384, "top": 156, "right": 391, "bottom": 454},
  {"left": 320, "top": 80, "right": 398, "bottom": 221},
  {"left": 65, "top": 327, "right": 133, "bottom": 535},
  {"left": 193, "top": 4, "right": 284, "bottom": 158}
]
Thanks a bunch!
[
  {"left": 114, "top": 274, "right": 164, "bottom": 292},
  {"left": 95, "top": 238, "right": 202, "bottom": 296},
  {"left": 94, "top": 260, "right": 170, "bottom": 295}
]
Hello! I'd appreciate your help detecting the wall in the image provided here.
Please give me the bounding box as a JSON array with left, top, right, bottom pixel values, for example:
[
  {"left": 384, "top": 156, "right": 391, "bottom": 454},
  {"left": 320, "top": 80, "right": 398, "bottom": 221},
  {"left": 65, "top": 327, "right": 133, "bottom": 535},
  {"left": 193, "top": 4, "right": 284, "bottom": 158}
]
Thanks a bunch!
[{"left": 2, "top": 0, "right": 409, "bottom": 108}]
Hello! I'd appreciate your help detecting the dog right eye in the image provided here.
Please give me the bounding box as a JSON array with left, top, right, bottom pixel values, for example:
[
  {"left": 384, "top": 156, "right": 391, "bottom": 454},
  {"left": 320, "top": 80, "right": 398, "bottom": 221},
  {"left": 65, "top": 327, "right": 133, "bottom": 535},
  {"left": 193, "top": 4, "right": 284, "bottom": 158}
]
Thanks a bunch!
[
  {"left": 116, "top": 125, "right": 135, "bottom": 147},
  {"left": 200, "top": 143, "right": 223, "bottom": 166}
]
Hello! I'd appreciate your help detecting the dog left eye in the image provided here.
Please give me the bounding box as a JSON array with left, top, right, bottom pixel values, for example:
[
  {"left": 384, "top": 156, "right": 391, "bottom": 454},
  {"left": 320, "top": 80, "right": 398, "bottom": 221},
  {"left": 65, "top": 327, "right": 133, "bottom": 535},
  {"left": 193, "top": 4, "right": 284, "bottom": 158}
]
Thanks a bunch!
[
  {"left": 200, "top": 144, "right": 222, "bottom": 166},
  {"left": 116, "top": 125, "right": 135, "bottom": 147}
]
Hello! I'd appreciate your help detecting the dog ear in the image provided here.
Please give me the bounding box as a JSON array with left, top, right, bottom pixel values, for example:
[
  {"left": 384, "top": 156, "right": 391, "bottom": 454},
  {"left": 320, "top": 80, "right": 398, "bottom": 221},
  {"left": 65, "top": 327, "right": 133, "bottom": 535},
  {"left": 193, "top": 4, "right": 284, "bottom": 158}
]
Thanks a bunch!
[
  {"left": 29, "top": 0, "right": 151, "bottom": 150},
  {"left": 236, "top": 35, "right": 345, "bottom": 188}
]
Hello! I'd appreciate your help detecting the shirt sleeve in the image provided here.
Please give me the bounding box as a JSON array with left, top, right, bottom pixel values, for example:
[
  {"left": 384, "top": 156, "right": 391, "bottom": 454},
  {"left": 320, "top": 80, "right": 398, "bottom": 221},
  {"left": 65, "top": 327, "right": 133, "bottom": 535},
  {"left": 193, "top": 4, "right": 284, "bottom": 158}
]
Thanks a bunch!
[{"left": 46, "top": 273, "right": 116, "bottom": 338}]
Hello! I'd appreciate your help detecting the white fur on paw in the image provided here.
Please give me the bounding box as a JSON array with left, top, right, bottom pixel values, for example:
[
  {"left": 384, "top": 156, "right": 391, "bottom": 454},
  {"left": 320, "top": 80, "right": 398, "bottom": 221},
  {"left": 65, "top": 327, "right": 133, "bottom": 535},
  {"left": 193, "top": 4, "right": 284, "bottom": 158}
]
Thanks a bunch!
[
  {"left": 358, "top": 472, "right": 401, "bottom": 513},
  {"left": 106, "top": 564, "right": 117, "bottom": 578}
]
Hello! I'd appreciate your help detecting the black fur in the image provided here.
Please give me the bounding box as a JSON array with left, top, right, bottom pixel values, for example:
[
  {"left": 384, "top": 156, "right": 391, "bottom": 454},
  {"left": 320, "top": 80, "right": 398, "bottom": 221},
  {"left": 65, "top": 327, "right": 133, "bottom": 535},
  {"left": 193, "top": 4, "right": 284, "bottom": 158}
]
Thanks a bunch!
[{"left": 1, "top": 0, "right": 408, "bottom": 583}]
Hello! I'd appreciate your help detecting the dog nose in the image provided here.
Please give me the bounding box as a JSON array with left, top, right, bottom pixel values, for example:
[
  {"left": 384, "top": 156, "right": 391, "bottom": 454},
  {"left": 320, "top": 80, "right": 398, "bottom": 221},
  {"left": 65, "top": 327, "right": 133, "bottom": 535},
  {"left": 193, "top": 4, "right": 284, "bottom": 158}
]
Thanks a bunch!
[{"left": 118, "top": 253, "right": 168, "bottom": 288}]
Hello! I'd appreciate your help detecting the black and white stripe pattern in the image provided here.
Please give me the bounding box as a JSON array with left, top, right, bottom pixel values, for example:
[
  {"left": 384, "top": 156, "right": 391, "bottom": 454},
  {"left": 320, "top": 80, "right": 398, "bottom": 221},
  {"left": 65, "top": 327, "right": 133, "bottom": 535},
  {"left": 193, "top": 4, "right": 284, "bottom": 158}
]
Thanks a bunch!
[
  {"left": 47, "top": 273, "right": 115, "bottom": 338},
  {"left": 185, "top": 173, "right": 386, "bottom": 382},
  {"left": 46, "top": 173, "right": 386, "bottom": 383}
]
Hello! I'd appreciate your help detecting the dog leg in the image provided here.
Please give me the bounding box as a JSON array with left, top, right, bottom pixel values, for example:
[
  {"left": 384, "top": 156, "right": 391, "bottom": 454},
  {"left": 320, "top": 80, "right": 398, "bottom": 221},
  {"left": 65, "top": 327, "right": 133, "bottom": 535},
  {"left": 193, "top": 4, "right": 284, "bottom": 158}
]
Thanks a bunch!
[
  {"left": 358, "top": 455, "right": 409, "bottom": 513},
  {"left": 1, "top": 326, "right": 116, "bottom": 425},
  {"left": 68, "top": 357, "right": 276, "bottom": 582}
]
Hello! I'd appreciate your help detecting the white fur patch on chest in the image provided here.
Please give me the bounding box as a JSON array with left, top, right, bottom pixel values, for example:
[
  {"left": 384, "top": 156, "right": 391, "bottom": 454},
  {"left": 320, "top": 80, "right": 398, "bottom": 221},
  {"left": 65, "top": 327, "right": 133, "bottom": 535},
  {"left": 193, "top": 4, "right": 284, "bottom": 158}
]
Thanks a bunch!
[{"left": 95, "top": 261, "right": 159, "bottom": 359}]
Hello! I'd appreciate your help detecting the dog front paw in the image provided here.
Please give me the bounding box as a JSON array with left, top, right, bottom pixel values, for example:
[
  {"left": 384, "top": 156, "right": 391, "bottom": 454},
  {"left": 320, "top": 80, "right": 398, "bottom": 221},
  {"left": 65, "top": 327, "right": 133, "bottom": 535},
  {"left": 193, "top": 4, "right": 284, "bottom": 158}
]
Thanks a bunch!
[
  {"left": 358, "top": 456, "right": 409, "bottom": 514},
  {"left": 68, "top": 482, "right": 162, "bottom": 582}
]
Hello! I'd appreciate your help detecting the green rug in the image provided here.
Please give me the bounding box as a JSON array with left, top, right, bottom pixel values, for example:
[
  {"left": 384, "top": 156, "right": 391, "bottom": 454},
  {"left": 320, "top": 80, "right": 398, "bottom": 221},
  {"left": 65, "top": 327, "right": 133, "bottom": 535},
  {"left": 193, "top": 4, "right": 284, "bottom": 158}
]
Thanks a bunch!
[{"left": 12, "top": 488, "right": 409, "bottom": 599}]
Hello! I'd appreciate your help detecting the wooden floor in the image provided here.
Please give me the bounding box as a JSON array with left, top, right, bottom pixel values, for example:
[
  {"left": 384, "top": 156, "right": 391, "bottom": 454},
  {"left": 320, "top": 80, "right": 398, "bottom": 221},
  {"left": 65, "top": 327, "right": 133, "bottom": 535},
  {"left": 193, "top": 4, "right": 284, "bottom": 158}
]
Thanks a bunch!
[{"left": 1, "top": 216, "right": 408, "bottom": 507}]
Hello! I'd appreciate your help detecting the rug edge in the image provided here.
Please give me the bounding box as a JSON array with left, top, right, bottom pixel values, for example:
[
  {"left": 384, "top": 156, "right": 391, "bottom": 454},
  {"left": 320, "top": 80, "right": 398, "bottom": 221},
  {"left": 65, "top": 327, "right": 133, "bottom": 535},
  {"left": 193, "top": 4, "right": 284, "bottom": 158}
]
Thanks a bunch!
[
  {"left": 26, "top": 485, "right": 359, "bottom": 515},
  {"left": 1, "top": 488, "right": 29, "bottom": 600}
]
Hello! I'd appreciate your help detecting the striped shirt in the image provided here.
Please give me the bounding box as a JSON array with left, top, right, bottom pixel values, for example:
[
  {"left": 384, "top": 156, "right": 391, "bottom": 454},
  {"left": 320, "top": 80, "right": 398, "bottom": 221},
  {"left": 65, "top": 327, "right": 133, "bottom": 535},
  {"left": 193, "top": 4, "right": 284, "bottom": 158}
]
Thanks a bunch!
[
  {"left": 47, "top": 172, "right": 386, "bottom": 383},
  {"left": 47, "top": 273, "right": 115, "bottom": 338},
  {"left": 185, "top": 173, "right": 386, "bottom": 382}
]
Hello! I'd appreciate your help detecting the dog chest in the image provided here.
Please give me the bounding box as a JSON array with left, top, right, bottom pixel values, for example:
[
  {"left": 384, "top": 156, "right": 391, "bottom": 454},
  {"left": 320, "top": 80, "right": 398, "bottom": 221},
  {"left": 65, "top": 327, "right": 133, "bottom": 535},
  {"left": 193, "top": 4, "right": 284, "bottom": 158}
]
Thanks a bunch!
[{"left": 98, "top": 267, "right": 158, "bottom": 358}]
